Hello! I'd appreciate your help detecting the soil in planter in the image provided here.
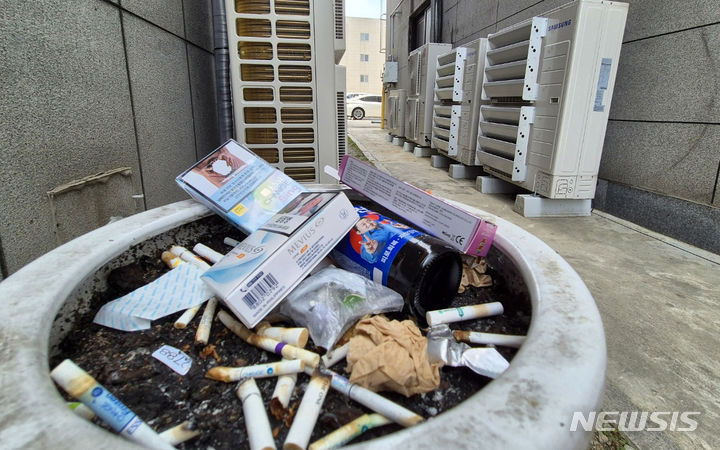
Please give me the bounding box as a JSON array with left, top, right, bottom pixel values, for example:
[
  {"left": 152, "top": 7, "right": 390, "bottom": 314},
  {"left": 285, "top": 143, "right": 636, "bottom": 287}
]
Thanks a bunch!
[{"left": 51, "top": 216, "right": 531, "bottom": 449}]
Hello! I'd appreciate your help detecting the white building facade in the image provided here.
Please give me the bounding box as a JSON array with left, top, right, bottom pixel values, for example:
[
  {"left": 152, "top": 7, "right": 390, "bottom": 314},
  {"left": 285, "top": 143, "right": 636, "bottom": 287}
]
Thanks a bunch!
[{"left": 340, "top": 17, "right": 386, "bottom": 95}]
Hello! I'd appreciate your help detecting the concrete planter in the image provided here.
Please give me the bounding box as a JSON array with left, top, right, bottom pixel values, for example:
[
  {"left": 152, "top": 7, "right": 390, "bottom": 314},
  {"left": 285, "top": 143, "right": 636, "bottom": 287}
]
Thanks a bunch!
[{"left": 0, "top": 198, "right": 605, "bottom": 449}]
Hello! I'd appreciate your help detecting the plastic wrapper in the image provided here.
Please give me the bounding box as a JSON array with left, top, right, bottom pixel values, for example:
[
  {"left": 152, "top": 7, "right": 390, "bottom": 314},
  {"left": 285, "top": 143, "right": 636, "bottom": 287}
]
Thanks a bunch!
[{"left": 276, "top": 267, "right": 404, "bottom": 350}]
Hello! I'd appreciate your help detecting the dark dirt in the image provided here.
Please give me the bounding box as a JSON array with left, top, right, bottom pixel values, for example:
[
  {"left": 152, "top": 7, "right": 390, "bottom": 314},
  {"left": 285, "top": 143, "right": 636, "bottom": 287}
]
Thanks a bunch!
[{"left": 51, "top": 210, "right": 531, "bottom": 449}]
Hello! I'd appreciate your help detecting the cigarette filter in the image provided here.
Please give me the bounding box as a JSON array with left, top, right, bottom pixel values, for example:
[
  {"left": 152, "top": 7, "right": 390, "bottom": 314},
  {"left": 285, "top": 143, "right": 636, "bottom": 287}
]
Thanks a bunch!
[
  {"left": 170, "top": 245, "right": 211, "bottom": 270},
  {"left": 256, "top": 322, "right": 309, "bottom": 347},
  {"left": 270, "top": 366, "right": 297, "bottom": 410},
  {"left": 321, "top": 343, "right": 349, "bottom": 369},
  {"left": 219, "top": 310, "right": 320, "bottom": 368},
  {"left": 67, "top": 402, "right": 96, "bottom": 421},
  {"left": 224, "top": 236, "right": 241, "bottom": 247},
  {"left": 193, "top": 243, "right": 224, "bottom": 264},
  {"left": 161, "top": 251, "right": 183, "bottom": 269},
  {"left": 426, "top": 302, "right": 504, "bottom": 326},
  {"left": 195, "top": 297, "right": 218, "bottom": 345},
  {"left": 174, "top": 304, "right": 203, "bottom": 329},
  {"left": 283, "top": 374, "right": 331, "bottom": 450},
  {"left": 51, "top": 360, "right": 174, "bottom": 450},
  {"left": 159, "top": 421, "right": 200, "bottom": 445},
  {"left": 315, "top": 368, "right": 424, "bottom": 428},
  {"left": 309, "top": 414, "right": 391, "bottom": 450},
  {"left": 453, "top": 330, "right": 525, "bottom": 348},
  {"left": 236, "top": 378, "right": 276, "bottom": 450},
  {"left": 206, "top": 359, "right": 305, "bottom": 382}
]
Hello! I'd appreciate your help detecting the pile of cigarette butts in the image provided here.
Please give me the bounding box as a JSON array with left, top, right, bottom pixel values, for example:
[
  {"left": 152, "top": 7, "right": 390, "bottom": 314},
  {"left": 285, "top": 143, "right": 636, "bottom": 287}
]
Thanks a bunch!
[{"left": 51, "top": 242, "right": 526, "bottom": 450}]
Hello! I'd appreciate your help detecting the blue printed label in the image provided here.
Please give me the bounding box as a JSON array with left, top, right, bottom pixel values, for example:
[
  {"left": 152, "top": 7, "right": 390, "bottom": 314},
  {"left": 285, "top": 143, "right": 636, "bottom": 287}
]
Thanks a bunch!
[
  {"left": 331, "top": 206, "right": 421, "bottom": 285},
  {"left": 78, "top": 384, "right": 136, "bottom": 432}
]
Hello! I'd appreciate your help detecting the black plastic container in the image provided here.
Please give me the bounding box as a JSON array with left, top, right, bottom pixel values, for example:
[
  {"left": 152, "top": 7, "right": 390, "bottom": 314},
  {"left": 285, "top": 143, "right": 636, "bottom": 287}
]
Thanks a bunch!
[{"left": 331, "top": 206, "right": 462, "bottom": 319}]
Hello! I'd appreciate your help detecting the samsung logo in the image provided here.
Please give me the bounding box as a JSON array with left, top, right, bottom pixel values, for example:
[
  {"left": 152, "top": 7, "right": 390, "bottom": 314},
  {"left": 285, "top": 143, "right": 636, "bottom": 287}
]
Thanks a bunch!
[{"left": 548, "top": 19, "right": 572, "bottom": 31}]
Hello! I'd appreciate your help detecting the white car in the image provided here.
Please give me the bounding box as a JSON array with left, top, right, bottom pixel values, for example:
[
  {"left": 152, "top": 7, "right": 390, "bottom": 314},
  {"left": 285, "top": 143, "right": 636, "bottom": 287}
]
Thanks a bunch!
[
  {"left": 347, "top": 94, "right": 382, "bottom": 120},
  {"left": 346, "top": 92, "right": 371, "bottom": 100}
]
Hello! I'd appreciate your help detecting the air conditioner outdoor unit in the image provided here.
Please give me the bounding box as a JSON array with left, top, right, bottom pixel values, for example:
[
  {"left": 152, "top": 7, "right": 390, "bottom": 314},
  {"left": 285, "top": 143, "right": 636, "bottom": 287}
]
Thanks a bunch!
[
  {"left": 406, "top": 43, "right": 452, "bottom": 147},
  {"left": 387, "top": 89, "right": 406, "bottom": 137},
  {"left": 476, "top": 0, "right": 628, "bottom": 200},
  {"left": 431, "top": 38, "right": 488, "bottom": 166},
  {"left": 224, "top": 0, "right": 346, "bottom": 183}
]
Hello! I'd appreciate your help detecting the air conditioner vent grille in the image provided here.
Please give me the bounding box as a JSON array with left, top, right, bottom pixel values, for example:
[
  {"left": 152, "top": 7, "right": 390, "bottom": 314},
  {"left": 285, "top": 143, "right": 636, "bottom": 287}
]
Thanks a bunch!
[
  {"left": 334, "top": 0, "right": 344, "bottom": 39},
  {"left": 336, "top": 92, "right": 346, "bottom": 165}
]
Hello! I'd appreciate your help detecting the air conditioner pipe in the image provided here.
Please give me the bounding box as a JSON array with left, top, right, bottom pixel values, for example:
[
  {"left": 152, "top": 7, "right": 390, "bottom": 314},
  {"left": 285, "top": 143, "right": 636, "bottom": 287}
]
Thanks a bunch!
[{"left": 212, "top": 0, "right": 235, "bottom": 143}]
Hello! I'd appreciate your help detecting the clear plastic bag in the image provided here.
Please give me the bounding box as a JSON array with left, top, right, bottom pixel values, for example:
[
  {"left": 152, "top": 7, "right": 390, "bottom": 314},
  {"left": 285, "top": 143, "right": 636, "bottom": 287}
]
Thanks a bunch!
[{"left": 276, "top": 267, "right": 404, "bottom": 350}]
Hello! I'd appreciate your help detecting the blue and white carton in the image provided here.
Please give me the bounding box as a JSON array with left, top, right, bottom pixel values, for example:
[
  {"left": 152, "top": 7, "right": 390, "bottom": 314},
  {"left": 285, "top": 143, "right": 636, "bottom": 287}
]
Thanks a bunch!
[{"left": 201, "top": 191, "right": 359, "bottom": 328}]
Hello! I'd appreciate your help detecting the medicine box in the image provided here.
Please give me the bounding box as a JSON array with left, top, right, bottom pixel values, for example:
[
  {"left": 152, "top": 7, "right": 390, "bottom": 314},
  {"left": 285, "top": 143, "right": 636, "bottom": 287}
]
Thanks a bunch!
[
  {"left": 338, "top": 155, "right": 497, "bottom": 256},
  {"left": 202, "top": 191, "right": 359, "bottom": 328}
]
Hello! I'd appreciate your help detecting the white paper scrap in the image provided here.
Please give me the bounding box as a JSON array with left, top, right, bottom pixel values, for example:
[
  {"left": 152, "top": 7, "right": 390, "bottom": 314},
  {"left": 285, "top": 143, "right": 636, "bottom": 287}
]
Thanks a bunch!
[
  {"left": 462, "top": 347, "right": 510, "bottom": 379},
  {"left": 152, "top": 345, "right": 192, "bottom": 375},
  {"left": 93, "top": 263, "right": 212, "bottom": 331}
]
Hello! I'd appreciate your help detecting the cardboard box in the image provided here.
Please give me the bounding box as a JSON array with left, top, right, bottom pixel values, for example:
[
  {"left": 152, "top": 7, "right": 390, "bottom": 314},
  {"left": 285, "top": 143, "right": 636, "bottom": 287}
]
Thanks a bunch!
[
  {"left": 176, "top": 139, "right": 306, "bottom": 235},
  {"left": 201, "top": 192, "right": 359, "bottom": 328},
  {"left": 338, "top": 155, "right": 497, "bottom": 256}
]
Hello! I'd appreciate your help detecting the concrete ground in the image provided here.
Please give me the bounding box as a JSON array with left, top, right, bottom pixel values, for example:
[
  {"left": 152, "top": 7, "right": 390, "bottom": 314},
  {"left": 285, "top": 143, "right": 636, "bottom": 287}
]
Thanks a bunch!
[{"left": 347, "top": 120, "right": 719, "bottom": 450}]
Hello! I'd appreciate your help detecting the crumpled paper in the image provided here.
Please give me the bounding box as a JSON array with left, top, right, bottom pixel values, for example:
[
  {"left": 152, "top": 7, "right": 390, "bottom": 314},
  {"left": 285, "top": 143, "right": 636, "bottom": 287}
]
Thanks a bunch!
[
  {"left": 347, "top": 316, "right": 440, "bottom": 397},
  {"left": 459, "top": 255, "right": 492, "bottom": 293}
]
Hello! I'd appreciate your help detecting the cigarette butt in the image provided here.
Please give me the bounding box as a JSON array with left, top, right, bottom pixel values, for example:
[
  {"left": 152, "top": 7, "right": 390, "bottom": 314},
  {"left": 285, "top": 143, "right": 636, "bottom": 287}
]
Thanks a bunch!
[
  {"left": 308, "top": 367, "right": 424, "bottom": 428},
  {"left": 174, "top": 303, "right": 203, "bottom": 329},
  {"left": 236, "top": 378, "right": 277, "bottom": 450},
  {"left": 256, "top": 322, "right": 309, "bottom": 347},
  {"left": 453, "top": 330, "right": 526, "bottom": 348},
  {"left": 268, "top": 328, "right": 305, "bottom": 415},
  {"left": 170, "top": 245, "right": 211, "bottom": 269},
  {"left": 195, "top": 297, "right": 218, "bottom": 345},
  {"left": 309, "top": 414, "right": 392, "bottom": 450},
  {"left": 51, "top": 360, "right": 174, "bottom": 450},
  {"left": 193, "top": 243, "right": 224, "bottom": 264},
  {"left": 167, "top": 246, "right": 210, "bottom": 329},
  {"left": 67, "top": 401, "right": 96, "bottom": 421},
  {"left": 426, "top": 302, "right": 504, "bottom": 326},
  {"left": 283, "top": 374, "right": 332, "bottom": 450},
  {"left": 206, "top": 359, "right": 305, "bottom": 382},
  {"left": 271, "top": 368, "right": 297, "bottom": 412},
  {"left": 159, "top": 421, "right": 200, "bottom": 445},
  {"left": 161, "top": 251, "right": 183, "bottom": 269},
  {"left": 218, "top": 310, "right": 320, "bottom": 368},
  {"left": 224, "top": 236, "right": 241, "bottom": 247},
  {"left": 321, "top": 343, "right": 349, "bottom": 369}
]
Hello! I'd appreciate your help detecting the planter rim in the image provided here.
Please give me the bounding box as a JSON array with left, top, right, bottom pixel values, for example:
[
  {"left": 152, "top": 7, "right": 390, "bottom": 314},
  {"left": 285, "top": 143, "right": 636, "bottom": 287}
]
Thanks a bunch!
[{"left": 0, "top": 199, "right": 605, "bottom": 449}]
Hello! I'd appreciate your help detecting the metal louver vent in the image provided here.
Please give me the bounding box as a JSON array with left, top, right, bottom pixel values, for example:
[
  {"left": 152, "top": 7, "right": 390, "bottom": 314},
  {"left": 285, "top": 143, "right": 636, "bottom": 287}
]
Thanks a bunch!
[
  {"left": 334, "top": 0, "right": 344, "bottom": 39},
  {"left": 336, "top": 92, "right": 346, "bottom": 165}
]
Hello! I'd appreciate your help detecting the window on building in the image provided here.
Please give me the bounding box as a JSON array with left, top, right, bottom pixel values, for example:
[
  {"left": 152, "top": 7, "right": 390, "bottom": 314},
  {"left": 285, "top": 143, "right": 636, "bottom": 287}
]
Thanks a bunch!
[
  {"left": 360, "top": 54, "right": 369, "bottom": 62},
  {"left": 409, "top": 5, "right": 432, "bottom": 51},
  {"left": 360, "top": 75, "right": 369, "bottom": 83},
  {"left": 360, "top": 32, "right": 370, "bottom": 41}
]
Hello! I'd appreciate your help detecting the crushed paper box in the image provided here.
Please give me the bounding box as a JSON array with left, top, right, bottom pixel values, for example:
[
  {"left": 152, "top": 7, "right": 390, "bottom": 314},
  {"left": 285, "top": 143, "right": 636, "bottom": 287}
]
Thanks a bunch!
[
  {"left": 176, "top": 139, "right": 306, "bottom": 235},
  {"left": 338, "top": 155, "right": 497, "bottom": 256},
  {"left": 202, "top": 192, "right": 359, "bottom": 328}
]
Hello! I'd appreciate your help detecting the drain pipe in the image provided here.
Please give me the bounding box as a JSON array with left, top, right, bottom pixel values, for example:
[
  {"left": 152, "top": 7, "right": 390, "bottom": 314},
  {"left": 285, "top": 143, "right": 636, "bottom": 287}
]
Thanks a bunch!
[{"left": 212, "top": 0, "right": 235, "bottom": 142}]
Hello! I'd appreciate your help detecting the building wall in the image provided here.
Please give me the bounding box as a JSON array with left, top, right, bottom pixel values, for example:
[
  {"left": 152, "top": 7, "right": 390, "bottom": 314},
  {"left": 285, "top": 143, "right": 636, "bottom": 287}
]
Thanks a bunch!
[
  {"left": 340, "top": 17, "right": 387, "bottom": 95},
  {"left": 0, "top": 0, "right": 220, "bottom": 277},
  {"left": 386, "top": 0, "right": 720, "bottom": 254}
]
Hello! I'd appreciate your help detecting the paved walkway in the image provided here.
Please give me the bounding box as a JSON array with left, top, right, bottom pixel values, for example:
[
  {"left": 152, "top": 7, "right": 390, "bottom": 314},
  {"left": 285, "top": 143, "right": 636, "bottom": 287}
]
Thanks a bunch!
[{"left": 348, "top": 120, "right": 719, "bottom": 450}]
